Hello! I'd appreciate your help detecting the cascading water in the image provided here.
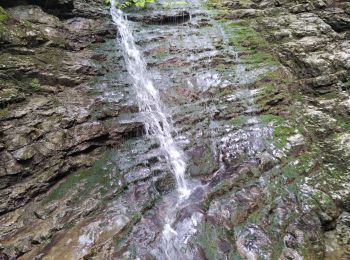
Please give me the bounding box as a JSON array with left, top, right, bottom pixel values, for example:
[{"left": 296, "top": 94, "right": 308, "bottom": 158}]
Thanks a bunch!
[
  {"left": 109, "top": 1, "right": 269, "bottom": 258},
  {"left": 110, "top": 0, "right": 190, "bottom": 197}
]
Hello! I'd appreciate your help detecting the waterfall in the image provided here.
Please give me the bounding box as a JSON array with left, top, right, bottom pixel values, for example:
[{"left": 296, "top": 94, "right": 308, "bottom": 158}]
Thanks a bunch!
[{"left": 110, "top": 0, "right": 190, "bottom": 197}]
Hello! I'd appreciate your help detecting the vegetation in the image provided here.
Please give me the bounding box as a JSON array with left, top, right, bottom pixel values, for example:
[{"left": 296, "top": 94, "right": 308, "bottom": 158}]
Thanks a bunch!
[
  {"left": 0, "top": 6, "right": 9, "bottom": 32},
  {"left": 43, "top": 150, "right": 120, "bottom": 204},
  {"left": 230, "top": 115, "right": 250, "bottom": 126},
  {"left": 227, "top": 22, "right": 267, "bottom": 50},
  {"left": 197, "top": 222, "right": 239, "bottom": 260},
  {"left": 0, "top": 6, "right": 8, "bottom": 22},
  {"left": 343, "top": 79, "right": 350, "bottom": 92},
  {"left": 163, "top": 1, "right": 188, "bottom": 8},
  {"left": 105, "top": 0, "right": 155, "bottom": 8},
  {"left": 0, "top": 107, "right": 9, "bottom": 118},
  {"left": 29, "top": 78, "right": 41, "bottom": 91}
]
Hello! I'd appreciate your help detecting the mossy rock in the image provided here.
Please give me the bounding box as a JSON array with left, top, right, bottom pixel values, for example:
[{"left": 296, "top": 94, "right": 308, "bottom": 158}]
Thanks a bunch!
[
  {"left": 0, "top": 6, "right": 9, "bottom": 33},
  {"left": 0, "top": 6, "right": 8, "bottom": 23},
  {"left": 187, "top": 144, "right": 219, "bottom": 178},
  {"left": 43, "top": 150, "right": 121, "bottom": 204},
  {"left": 196, "top": 222, "right": 239, "bottom": 260}
]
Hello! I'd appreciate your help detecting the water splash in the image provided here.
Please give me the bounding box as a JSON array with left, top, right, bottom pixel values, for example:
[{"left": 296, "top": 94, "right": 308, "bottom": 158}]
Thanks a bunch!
[{"left": 110, "top": 0, "right": 190, "bottom": 197}]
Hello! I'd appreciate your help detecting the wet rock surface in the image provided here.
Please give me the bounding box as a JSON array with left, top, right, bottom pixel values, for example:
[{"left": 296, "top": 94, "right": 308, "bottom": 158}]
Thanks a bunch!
[
  {"left": 0, "top": 0, "right": 350, "bottom": 259},
  {"left": 0, "top": 0, "right": 137, "bottom": 216}
]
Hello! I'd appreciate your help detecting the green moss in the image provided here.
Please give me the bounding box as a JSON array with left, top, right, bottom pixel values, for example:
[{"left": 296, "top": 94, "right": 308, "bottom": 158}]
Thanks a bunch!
[
  {"left": 336, "top": 115, "right": 350, "bottom": 131},
  {"left": 188, "top": 145, "right": 219, "bottom": 177},
  {"left": 0, "top": 6, "right": 9, "bottom": 23},
  {"left": 230, "top": 115, "right": 250, "bottom": 125},
  {"left": 218, "top": 87, "right": 232, "bottom": 97},
  {"left": 106, "top": 0, "right": 155, "bottom": 8},
  {"left": 320, "top": 91, "right": 339, "bottom": 100},
  {"left": 0, "top": 6, "right": 9, "bottom": 32},
  {"left": 216, "top": 63, "right": 226, "bottom": 72},
  {"left": 0, "top": 88, "right": 16, "bottom": 98},
  {"left": 43, "top": 150, "right": 120, "bottom": 204},
  {"left": 163, "top": 0, "right": 189, "bottom": 7},
  {"left": 266, "top": 161, "right": 305, "bottom": 201},
  {"left": 247, "top": 209, "right": 262, "bottom": 224},
  {"left": 205, "top": 179, "right": 235, "bottom": 209},
  {"left": 29, "top": 78, "right": 41, "bottom": 91},
  {"left": 226, "top": 23, "right": 268, "bottom": 51},
  {"left": 291, "top": 91, "right": 305, "bottom": 102},
  {"left": 22, "top": 20, "right": 33, "bottom": 28},
  {"left": 63, "top": 222, "right": 75, "bottom": 230},
  {"left": 311, "top": 190, "right": 335, "bottom": 209},
  {"left": 260, "top": 114, "right": 296, "bottom": 148},
  {"left": 343, "top": 79, "right": 350, "bottom": 90},
  {"left": 293, "top": 153, "right": 317, "bottom": 174},
  {"left": 225, "top": 20, "right": 250, "bottom": 28},
  {"left": 175, "top": 1, "right": 188, "bottom": 5},
  {"left": 242, "top": 52, "right": 277, "bottom": 65},
  {"left": 270, "top": 240, "right": 285, "bottom": 260},
  {"left": 196, "top": 222, "right": 238, "bottom": 260},
  {"left": 204, "top": 0, "right": 223, "bottom": 9},
  {"left": 259, "top": 83, "right": 278, "bottom": 97},
  {"left": 274, "top": 125, "right": 295, "bottom": 147},
  {"left": 220, "top": 20, "right": 279, "bottom": 70},
  {"left": 258, "top": 69, "right": 294, "bottom": 85},
  {"left": 0, "top": 107, "right": 10, "bottom": 118},
  {"left": 260, "top": 114, "right": 284, "bottom": 124}
]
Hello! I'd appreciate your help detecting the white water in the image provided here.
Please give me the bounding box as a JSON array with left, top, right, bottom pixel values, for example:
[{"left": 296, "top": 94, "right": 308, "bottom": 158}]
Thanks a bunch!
[{"left": 110, "top": 0, "right": 190, "bottom": 197}]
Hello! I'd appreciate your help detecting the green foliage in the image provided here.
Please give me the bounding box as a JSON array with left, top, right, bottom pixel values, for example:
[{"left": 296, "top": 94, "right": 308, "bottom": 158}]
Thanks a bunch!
[
  {"left": 0, "top": 6, "right": 9, "bottom": 32},
  {"left": 163, "top": 1, "right": 189, "bottom": 8},
  {"left": 0, "top": 6, "right": 8, "bottom": 23},
  {"left": 29, "top": 78, "right": 41, "bottom": 91},
  {"left": 105, "top": 0, "right": 155, "bottom": 8}
]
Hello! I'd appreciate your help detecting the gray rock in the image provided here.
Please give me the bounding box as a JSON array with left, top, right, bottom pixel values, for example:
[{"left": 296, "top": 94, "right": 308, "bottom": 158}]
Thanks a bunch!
[{"left": 13, "top": 146, "right": 36, "bottom": 161}]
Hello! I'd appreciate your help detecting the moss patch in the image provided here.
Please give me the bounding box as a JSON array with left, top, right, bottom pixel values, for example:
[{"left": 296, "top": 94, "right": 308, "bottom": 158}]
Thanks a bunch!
[
  {"left": 216, "top": 63, "right": 226, "bottom": 72},
  {"left": 260, "top": 114, "right": 296, "bottom": 148},
  {"left": 225, "top": 21, "right": 268, "bottom": 50},
  {"left": 230, "top": 115, "right": 250, "bottom": 126},
  {"left": 29, "top": 78, "right": 41, "bottom": 91},
  {"left": 43, "top": 150, "right": 120, "bottom": 204},
  {"left": 0, "top": 6, "right": 9, "bottom": 32},
  {"left": 242, "top": 52, "right": 276, "bottom": 65},
  {"left": 0, "top": 6, "right": 8, "bottom": 23},
  {"left": 342, "top": 79, "right": 350, "bottom": 91},
  {"left": 196, "top": 222, "right": 239, "bottom": 260},
  {"left": 0, "top": 107, "right": 10, "bottom": 118}
]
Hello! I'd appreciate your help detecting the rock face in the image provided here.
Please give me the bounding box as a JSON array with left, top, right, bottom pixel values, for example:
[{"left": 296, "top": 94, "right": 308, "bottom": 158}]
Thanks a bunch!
[
  {"left": 0, "top": 0, "right": 349, "bottom": 259},
  {"left": 0, "top": 0, "right": 142, "bottom": 215}
]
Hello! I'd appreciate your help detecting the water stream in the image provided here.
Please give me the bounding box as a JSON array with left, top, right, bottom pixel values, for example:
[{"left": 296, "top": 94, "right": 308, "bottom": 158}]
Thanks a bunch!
[
  {"left": 110, "top": 2, "right": 199, "bottom": 258},
  {"left": 110, "top": 0, "right": 190, "bottom": 198},
  {"left": 108, "top": 1, "right": 273, "bottom": 259}
]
